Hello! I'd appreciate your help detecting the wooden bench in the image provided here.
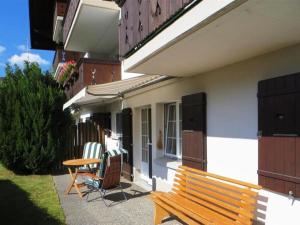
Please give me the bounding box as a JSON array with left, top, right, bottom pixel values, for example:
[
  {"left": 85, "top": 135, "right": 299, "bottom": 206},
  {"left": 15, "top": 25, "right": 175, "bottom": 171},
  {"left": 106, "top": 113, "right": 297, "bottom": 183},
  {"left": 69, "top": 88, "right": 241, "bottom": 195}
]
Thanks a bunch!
[{"left": 150, "top": 166, "right": 262, "bottom": 225}]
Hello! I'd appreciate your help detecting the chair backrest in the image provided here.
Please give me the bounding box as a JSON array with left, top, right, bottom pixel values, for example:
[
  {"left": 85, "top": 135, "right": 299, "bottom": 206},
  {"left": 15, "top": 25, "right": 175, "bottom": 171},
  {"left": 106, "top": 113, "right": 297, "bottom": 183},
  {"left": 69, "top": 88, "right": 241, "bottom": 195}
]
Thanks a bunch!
[
  {"left": 101, "top": 155, "right": 122, "bottom": 189},
  {"left": 106, "top": 148, "right": 128, "bottom": 157},
  {"left": 82, "top": 142, "right": 102, "bottom": 169},
  {"left": 173, "top": 166, "right": 261, "bottom": 225}
]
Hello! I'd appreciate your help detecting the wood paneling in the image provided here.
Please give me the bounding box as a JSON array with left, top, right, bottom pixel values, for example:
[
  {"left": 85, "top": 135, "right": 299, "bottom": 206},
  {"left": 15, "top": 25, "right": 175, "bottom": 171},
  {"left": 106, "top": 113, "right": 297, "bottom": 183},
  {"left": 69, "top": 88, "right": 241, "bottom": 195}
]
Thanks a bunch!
[
  {"left": 56, "top": 2, "right": 67, "bottom": 17},
  {"left": 55, "top": 121, "right": 104, "bottom": 171},
  {"left": 63, "top": 0, "right": 80, "bottom": 44},
  {"left": 182, "top": 93, "right": 206, "bottom": 131},
  {"left": 258, "top": 72, "right": 300, "bottom": 197},
  {"left": 182, "top": 93, "right": 206, "bottom": 171},
  {"left": 64, "top": 59, "right": 121, "bottom": 99},
  {"left": 149, "top": 0, "right": 168, "bottom": 33},
  {"left": 258, "top": 137, "right": 295, "bottom": 177},
  {"left": 119, "top": 0, "right": 195, "bottom": 57},
  {"left": 167, "top": 0, "right": 183, "bottom": 16},
  {"left": 182, "top": 131, "right": 205, "bottom": 170}
]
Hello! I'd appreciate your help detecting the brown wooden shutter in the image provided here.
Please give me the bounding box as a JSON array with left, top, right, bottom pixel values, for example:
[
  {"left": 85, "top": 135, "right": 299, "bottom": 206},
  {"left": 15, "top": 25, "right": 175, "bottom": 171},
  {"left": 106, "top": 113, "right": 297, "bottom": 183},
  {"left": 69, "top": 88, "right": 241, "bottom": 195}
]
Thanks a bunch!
[
  {"left": 122, "top": 108, "right": 133, "bottom": 181},
  {"left": 182, "top": 93, "right": 207, "bottom": 170},
  {"left": 258, "top": 72, "right": 300, "bottom": 197}
]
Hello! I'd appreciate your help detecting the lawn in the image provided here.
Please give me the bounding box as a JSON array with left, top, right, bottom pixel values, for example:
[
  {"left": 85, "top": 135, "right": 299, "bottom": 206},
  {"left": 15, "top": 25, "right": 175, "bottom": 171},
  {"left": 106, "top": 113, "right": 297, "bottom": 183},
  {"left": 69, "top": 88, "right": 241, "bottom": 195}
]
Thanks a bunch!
[{"left": 0, "top": 164, "right": 65, "bottom": 225}]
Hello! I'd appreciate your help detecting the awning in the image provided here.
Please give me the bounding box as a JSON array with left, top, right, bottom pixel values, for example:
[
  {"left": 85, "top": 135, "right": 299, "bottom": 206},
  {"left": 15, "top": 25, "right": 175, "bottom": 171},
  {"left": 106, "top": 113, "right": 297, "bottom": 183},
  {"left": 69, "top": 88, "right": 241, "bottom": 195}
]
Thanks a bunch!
[{"left": 63, "top": 75, "right": 168, "bottom": 110}]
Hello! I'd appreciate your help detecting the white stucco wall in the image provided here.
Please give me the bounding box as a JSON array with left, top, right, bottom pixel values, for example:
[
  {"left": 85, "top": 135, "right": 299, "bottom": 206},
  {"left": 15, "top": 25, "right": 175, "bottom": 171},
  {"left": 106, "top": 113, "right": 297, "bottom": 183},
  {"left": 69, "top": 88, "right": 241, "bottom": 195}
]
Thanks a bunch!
[{"left": 123, "top": 44, "right": 300, "bottom": 225}]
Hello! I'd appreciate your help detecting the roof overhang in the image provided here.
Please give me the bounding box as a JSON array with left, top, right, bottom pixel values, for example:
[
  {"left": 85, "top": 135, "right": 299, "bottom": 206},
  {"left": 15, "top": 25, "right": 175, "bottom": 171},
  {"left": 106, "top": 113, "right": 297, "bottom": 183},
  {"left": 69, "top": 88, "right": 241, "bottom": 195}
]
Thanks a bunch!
[
  {"left": 123, "top": 0, "right": 300, "bottom": 77},
  {"left": 64, "top": 0, "right": 120, "bottom": 56},
  {"left": 63, "top": 75, "right": 168, "bottom": 110},
  {"left": 29, "top": 0, "right": 61, "bottom": 50}
]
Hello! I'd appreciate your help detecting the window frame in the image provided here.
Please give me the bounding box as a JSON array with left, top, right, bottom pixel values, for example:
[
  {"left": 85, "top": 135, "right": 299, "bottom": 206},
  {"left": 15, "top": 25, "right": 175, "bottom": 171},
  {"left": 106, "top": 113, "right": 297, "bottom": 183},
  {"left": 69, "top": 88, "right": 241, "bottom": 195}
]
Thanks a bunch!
[{"left": 164, "top": 102, "right": 182, "bottom": 159}]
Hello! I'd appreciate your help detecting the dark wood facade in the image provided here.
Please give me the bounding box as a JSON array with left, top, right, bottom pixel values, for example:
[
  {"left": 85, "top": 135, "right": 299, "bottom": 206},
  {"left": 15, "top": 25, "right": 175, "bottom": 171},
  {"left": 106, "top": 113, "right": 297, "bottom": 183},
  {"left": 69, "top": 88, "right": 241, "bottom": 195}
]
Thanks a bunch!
[
  {"left": 182, "top": 92, "right": 207, "bottom": 171},
  {"left": 63, "top": 0, "right": 80, "bottom": 44},
  {"left": 55, "top": 1, "right": 67, "bottom": 18},
  {"left": 64, "top": 58, "right": 121, "bottom": 99},
  {"left": 258, "top": 72, "right": 300, "bottom": 197},
  {"left": 57, "top": 120, "right": 105, "bottom": 170},
  {"left": 118, "top": 0, "right": 196, "bottom": 57}
]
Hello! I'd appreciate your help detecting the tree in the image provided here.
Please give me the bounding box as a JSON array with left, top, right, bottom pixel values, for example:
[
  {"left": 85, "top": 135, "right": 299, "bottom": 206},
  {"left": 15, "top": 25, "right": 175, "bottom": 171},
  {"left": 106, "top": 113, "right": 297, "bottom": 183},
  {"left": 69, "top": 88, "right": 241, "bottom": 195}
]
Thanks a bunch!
[{"left": 0, "top": 62, "right": 72, "bottom": 173}]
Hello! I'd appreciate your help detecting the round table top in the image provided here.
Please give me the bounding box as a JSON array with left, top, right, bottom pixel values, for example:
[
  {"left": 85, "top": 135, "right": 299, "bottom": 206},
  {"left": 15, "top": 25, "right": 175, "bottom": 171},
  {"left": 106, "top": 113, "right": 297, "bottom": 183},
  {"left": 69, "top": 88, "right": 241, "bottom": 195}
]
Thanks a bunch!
[{"left": 63, "top": 158, "right": 101, "bottom": 166}]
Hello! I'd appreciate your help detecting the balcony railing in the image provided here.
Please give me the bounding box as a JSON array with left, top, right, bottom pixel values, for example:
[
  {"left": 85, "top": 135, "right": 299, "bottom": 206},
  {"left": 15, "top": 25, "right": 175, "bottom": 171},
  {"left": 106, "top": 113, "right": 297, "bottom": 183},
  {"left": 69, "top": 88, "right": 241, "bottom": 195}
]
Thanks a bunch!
[
  {"left": 53, "top": 1, "right": 67, "bottom": 43},
  {"left": 52, "top": 48, "right": 81, "bottom": 73},
  {"left": 117, "top": 0, "right": 195, "bottom": 58},
  {"left": 63, "top": 0, "right": 80, "bottom": 44},
  {"left": 63, "top": 58, "right": 121, "bottom": 99}
]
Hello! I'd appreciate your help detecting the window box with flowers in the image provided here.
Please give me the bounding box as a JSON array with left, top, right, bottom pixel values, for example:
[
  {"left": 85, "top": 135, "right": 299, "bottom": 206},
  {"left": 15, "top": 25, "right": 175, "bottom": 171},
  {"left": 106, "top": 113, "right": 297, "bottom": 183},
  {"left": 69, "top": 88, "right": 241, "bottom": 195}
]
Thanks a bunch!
[{"left": 57, "top": 60, "right": 76, "bottom": 86}]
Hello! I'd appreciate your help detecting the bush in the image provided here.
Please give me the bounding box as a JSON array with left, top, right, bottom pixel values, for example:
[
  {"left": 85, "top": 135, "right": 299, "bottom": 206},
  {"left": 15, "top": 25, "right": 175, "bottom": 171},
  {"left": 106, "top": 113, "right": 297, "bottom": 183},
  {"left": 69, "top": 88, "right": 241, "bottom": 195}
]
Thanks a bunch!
[{"left": 0, "top": 62, "right": 72, "bottom": 173}]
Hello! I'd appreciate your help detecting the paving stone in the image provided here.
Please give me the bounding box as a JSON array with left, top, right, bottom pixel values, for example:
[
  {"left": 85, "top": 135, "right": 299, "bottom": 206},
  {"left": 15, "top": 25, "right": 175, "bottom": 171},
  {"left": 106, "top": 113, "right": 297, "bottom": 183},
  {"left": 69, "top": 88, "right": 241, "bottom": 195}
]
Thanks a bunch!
[{"left": 53, "top": 174, "right": 184, "bottom": 225}]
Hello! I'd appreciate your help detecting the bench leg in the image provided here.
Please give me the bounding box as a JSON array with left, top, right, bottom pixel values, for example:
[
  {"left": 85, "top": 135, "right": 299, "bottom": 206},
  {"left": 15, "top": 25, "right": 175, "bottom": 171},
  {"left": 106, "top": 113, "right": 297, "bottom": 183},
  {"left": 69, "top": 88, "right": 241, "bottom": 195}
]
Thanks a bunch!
[{"left": 154, "top": 204, "right": 170, "bottom": 225}]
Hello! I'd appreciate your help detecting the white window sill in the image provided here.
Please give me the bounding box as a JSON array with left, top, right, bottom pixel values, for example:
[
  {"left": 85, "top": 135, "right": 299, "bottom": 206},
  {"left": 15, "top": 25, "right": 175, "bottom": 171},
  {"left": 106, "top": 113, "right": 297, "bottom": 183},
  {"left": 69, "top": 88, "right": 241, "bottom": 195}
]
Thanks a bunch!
[{"left": 154, "top": 157, "right": 182, "bottom": 170}]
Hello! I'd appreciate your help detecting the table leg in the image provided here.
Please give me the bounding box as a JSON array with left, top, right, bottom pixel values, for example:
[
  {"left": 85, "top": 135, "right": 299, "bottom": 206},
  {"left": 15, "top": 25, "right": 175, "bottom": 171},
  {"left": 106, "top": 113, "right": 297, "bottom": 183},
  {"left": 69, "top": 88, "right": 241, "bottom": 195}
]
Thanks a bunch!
[{"left": 65, "top": 167, "right": 83, "bottom": 199}]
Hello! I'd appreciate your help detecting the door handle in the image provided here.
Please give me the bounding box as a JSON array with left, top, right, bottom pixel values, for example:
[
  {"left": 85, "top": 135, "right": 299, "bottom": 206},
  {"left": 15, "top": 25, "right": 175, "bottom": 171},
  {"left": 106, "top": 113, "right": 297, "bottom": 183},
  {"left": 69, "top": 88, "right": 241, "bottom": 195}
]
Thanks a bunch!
[{"left": 183, "top": 130, "right": 194, "bottom": 133}]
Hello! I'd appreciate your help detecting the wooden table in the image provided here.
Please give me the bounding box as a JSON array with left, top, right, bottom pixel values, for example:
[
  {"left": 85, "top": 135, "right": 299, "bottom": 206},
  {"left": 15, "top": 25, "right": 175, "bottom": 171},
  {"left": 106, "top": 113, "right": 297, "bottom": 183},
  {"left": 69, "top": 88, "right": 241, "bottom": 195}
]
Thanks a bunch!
[{"left": 63, "top": 158, "right": 101, "bottom": 199}]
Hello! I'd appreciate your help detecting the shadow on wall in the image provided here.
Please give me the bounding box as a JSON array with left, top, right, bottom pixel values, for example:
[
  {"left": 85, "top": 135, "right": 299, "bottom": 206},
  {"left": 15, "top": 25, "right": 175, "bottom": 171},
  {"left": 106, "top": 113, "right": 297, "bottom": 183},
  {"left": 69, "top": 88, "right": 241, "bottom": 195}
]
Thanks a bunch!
[
  {"left": 254, "top": 193, "right": 269, "bottom": 225},
  {"left": 0, "top": 180, "right": 63, "bottom": 225}
]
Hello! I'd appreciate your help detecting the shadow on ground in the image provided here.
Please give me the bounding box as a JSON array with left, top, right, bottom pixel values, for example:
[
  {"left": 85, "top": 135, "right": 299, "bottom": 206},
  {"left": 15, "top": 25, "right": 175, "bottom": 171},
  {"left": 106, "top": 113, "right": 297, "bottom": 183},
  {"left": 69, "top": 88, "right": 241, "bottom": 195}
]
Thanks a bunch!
[
  {"left": 0, "top": 180, "right": 63, "bottom": 225},
  {"left": 86, "top": 182, "right": 151, "bottom": 204}
]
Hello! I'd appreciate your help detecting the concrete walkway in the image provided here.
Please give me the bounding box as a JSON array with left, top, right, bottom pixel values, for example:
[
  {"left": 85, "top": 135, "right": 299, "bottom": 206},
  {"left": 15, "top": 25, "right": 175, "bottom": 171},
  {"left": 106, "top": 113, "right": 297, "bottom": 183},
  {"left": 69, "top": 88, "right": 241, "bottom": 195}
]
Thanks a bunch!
[{"left": 53, "top": 174, "right": 184, "bottom": 225}]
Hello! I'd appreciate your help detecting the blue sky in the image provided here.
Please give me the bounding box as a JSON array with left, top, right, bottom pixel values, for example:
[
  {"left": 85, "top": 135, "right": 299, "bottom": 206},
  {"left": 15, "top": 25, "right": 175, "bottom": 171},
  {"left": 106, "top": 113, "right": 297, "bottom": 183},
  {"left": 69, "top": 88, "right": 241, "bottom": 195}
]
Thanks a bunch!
[{"left": 0, "top": 0, "right": 54, "bottom": 76}]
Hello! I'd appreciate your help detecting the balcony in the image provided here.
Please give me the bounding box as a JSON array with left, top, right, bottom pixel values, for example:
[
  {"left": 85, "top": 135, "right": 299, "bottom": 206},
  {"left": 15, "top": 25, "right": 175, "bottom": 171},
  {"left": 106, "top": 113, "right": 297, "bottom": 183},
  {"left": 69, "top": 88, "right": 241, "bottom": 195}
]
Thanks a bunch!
[
  {"left": 119, "top": 0, "right": 300, "bottom": 77},
  {"left": 53, "top": 1, "right": 67, "bottom": 44},
  {"left": 117, "top": 0, "right": 194, "bottom": 58},
  {"left": 52, "top": 47, "right": 81, "bottom": 78},
  {"left": 63, "top": 58, "right": 121, "bottom": 99},
  {"left": 62, "top": 0, "right": 120, "bottom": 57}
]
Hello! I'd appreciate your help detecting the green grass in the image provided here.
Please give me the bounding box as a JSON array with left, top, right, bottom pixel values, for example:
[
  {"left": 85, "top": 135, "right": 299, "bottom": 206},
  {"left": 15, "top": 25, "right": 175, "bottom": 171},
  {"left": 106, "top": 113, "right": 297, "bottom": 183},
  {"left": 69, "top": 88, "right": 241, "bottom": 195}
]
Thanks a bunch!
[{"left": 0, "top": 164, "right": 65, "bottom": 225}]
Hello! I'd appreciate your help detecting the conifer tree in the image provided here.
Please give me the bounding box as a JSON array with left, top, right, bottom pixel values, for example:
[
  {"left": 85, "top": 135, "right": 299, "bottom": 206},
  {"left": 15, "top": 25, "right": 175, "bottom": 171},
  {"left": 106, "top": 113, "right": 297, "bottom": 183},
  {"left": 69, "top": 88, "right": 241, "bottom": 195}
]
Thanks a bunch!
[{"left": 0, "top": 62, "right": 72, "bottom": 173}]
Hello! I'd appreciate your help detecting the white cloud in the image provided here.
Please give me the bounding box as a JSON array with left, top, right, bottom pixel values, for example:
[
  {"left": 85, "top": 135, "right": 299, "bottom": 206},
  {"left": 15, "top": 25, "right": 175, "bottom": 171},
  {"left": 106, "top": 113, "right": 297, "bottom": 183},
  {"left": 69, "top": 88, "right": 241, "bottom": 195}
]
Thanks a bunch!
[
  {"left": 17, "top": 44, "right": 27, "bottom": 51},
  {"left": 8, "top": 53, "right": 50, "bottom": 66},
  {"left": 0, "top": 45, "right": 6, "bottom": 54}
]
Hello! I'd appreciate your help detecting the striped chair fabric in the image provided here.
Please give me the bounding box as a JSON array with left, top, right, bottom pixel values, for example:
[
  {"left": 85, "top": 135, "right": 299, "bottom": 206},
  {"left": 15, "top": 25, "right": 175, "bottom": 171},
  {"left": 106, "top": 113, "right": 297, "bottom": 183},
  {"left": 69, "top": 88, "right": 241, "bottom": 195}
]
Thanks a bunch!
[
  {"left": 106, "top": 148, "right": 128, "bottom": 157},
  {"left": 105, "top": 148, "right": 128, "bottom": 168},
  {"left": 80, "top": 142, "right": 102, "bottom": 171},
  {"left": 85, "top": 149, "right": 128, "bottom": 188}
]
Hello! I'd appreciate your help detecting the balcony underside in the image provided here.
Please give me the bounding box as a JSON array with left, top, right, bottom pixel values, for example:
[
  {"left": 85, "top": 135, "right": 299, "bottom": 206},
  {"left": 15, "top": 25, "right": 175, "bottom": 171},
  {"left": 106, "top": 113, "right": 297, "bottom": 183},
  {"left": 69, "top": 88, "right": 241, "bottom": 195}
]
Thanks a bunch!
[
  {"left": 124, "top": 0, "right": 300, "bottom": 77},
  {"left": 64, "top": 0, "right": 119, "bottom": 56}
]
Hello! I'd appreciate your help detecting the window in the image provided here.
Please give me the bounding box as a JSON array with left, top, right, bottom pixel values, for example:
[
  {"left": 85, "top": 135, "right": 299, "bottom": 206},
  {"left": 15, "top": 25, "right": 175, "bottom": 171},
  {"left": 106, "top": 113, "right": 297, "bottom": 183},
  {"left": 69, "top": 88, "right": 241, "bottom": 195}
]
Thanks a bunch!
[
  {"left": 141, "top": 108, "right": 150, "bottom": 163},
  {"left": 116, "top": 113, "right": 122, "bottom": 136},
  {"left": 164, "top": 103, "right": 182, "bottom": 158}
]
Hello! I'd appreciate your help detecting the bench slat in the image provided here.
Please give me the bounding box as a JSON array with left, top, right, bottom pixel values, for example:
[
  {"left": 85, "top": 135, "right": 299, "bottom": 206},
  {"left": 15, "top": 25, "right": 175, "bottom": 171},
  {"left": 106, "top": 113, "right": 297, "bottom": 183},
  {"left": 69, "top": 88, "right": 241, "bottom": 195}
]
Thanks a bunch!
[
  {"left": 173, "top": 183, "right": 254, "bottom": 219},
  {"left": 165, "top": 193, "right": 238, "bottom": 225},
  {"left": 150, "top": 166, "right": 260, "bottom": 225},
  {"left": 151, "top": 193, "right": 212, "bottom": 225},
  {"left": 174, "top": 177, "right": 255, "bottom": 210},
  {"left": 179, "top": 166, "right": 261, "bottom": 190},
  {"left": 172, "top": 189, "right": 252, "bottom": 225},
  {"left": 177, "top": 170, "right": 258, "bottom": 197}
]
